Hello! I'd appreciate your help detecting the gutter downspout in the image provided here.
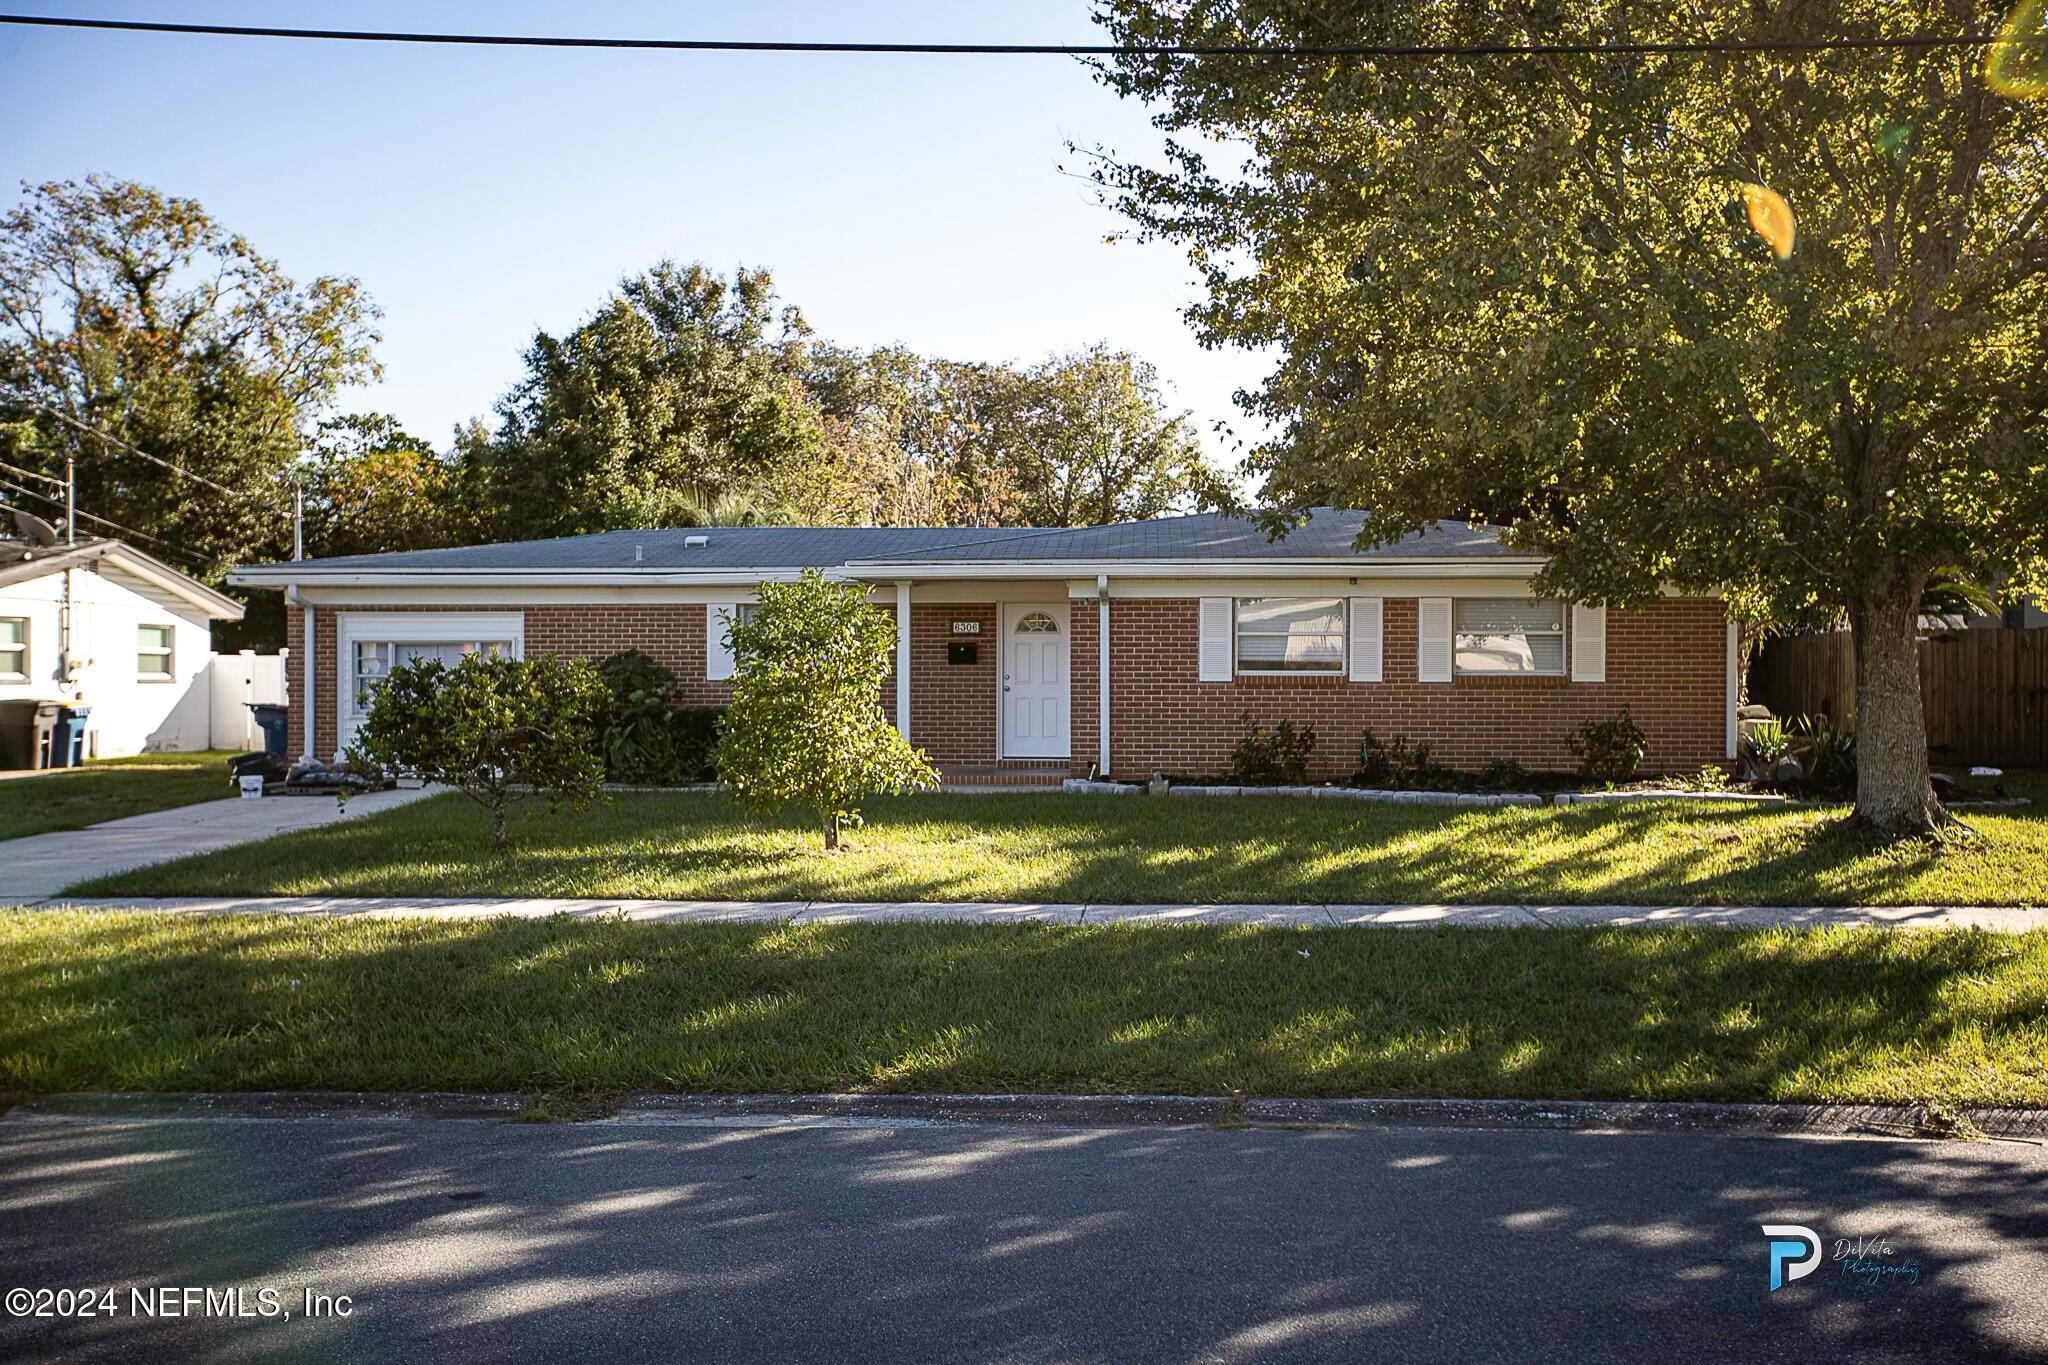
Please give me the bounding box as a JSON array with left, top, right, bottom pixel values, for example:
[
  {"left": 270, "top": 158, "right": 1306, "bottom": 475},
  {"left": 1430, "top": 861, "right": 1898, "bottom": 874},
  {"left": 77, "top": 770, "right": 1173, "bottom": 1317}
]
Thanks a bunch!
[
  {"left": 287, "top": 585, "right": 315, "bottom": 761},
  {"left": 1096, "top": 573, "right": 1110, "bottom": 780}
]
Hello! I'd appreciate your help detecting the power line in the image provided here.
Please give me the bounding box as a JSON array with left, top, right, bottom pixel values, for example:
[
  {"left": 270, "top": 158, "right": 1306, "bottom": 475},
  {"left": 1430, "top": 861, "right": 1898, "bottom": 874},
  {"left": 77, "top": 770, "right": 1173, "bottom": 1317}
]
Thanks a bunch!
[
  {"left": 0, "top": 472, "right": 213, "bottom": 569},
  {"left": 0, "top": 457, "right": 66, "bottom": 490},
  {"left": 0, "top": 13, "right": 2012, "bottom": 58},
  {"left": 24, "top": 400, "right": 285, "bottom": 511}
]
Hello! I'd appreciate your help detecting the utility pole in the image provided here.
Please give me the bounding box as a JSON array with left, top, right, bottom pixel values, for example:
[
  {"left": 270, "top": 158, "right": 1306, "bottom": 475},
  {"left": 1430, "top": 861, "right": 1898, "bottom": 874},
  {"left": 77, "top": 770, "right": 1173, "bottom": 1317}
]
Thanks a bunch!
[
  {"left": 293, "top": 479, "right": 304, "bottom": 560},
  {"left": 63, "top": 452, "right": 74, "bottom": 545}
]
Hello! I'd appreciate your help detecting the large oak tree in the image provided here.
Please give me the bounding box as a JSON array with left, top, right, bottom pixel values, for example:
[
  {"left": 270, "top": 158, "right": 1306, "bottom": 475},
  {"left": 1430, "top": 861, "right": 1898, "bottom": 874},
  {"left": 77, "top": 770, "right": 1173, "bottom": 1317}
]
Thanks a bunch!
[{"left": 1089, "top": 1, "right": 2048, "bottom": 833}]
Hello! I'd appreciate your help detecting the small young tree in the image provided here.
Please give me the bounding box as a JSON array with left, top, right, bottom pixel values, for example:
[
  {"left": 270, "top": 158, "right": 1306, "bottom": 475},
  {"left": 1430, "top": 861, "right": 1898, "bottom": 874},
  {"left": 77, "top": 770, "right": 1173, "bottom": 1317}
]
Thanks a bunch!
[
  {"left": 716, "top": 569, "right": 938, "bottom": 849},
  {"left": 346, "top": 652, "right": 608, "bottom": 852}
]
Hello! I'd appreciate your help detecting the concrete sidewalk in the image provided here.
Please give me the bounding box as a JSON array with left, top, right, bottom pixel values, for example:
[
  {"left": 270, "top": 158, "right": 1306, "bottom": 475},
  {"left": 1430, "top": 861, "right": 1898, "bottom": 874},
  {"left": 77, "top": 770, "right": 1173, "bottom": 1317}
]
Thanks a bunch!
[
  {"left": 0, "top": 786, "right": 442, "bottom": 900},
  {"left": 21, "top": 893, "right": 2043, "bottom": 930}
]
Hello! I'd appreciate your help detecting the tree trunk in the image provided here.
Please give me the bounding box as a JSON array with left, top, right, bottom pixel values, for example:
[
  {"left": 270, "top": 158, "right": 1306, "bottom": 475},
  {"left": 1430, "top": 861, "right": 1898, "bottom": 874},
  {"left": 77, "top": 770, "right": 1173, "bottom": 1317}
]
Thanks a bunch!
[
  {"left": 1846, "top": 586, "right": 1943, "bottom": 836},
  {"left": 491, "top": 802, "right": 509, "bottom": 853},
  {"left": 822, "top": 812, "right": 839, "bottom": 851}
]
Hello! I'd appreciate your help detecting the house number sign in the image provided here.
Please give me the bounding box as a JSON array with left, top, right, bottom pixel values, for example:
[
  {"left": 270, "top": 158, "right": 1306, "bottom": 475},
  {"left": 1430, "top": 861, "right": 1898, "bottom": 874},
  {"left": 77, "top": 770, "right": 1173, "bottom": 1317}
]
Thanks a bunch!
[{"left": 951, "top": 621, "right": 982, "bottom": 635}]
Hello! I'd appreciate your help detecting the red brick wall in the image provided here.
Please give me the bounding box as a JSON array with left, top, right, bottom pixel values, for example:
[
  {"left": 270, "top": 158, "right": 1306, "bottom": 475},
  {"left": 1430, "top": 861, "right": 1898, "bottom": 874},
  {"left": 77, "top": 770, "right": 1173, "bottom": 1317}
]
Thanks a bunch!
[
  {"left": 909, "top": 603, "right": 996, "bottom": 762},
  {"left": 1084, "top": 596, "right": 1726, "bottom": 780},
  {"left": 287, "top": 599, "right": 904, "bottom": 760},
  {"left": 286, "top": 592, "right": 1725, "bottom": 777}
]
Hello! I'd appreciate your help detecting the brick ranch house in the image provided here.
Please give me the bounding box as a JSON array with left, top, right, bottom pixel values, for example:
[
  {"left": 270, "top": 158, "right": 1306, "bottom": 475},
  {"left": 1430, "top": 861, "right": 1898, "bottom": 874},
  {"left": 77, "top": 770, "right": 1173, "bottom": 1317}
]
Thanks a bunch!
[{"left": 231, "top": 509, "right": 1738, "bottom": 782}]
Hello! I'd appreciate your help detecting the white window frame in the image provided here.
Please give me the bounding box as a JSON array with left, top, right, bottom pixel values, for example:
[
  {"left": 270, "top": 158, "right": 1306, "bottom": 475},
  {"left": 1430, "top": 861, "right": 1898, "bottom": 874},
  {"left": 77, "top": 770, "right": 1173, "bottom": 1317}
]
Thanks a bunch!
[
  {"left": 137, "top": 622, "right": 176, "bottom": 680},
  {"left": 335, "top": 612, "right": 525, "bottom": 751},
  {"left": 1233, "top": 597, "right": 1348, "bottom": 676},
  {"left": 1453, "top": 598, "right": 1568, "bottom": 677},
  {"left": 0, "top": 616, "right": 28, "bottom": 681}
]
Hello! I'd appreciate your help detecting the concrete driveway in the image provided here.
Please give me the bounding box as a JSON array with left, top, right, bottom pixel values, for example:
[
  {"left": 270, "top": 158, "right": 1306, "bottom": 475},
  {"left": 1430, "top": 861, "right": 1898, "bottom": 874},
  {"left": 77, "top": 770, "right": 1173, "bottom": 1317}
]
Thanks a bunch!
[
  {"left": 2, "top": 1106, "right": 2043, "bottom": 1362},
  {"left": 0, "top": 786, "right": 440, "bottom": 900}
]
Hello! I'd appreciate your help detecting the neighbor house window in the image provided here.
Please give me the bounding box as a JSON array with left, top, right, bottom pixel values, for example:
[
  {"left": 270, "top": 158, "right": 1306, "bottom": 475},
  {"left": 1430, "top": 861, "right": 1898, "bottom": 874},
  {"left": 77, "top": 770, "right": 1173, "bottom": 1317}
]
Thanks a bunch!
[
  {"left": 352, "top": 639, "right": 511, "bottom": 715},
  {"left": 1235, "top": 598, "right": 1345, "bottom": 674},
  {"left": 0, "top": 618, "right": 25, "bottom": 680},
  {"left": 137, "top": 624, "right": 174, "bottom": 678},
  {"left": 1455, "top": 599, "right": 1566, "bottom": 675}
]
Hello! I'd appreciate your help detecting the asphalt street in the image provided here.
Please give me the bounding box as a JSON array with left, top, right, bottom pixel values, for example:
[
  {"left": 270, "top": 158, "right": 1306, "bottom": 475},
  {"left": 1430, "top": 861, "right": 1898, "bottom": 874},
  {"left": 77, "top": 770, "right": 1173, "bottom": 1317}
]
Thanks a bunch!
[{"left": 3, "top": 1110, "right": 2044, "bottom": 1363}]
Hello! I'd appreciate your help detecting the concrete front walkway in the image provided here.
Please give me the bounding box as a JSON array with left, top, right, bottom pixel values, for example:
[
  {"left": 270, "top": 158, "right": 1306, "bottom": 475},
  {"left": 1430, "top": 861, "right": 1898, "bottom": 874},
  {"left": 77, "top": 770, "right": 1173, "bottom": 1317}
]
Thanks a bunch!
[
  {"left": 24, "top": 893, "right": 2042, "bottom": 930},
  {"left": 0, "top": 786, "right": 442, "bottom": 901}
]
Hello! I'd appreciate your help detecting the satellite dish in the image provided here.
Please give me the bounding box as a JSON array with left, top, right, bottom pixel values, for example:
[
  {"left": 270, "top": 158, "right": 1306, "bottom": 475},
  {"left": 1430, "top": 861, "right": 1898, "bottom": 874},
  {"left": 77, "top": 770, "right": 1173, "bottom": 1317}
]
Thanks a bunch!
[{"left": 10, "top": 510, "right": 60, "bottom": 547}]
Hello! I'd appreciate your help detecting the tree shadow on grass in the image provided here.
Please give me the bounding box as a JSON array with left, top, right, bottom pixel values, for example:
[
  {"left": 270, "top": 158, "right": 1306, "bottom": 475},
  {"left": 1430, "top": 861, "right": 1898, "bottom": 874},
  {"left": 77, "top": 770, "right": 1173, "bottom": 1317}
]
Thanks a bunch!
[
  {"left": 6, "top": 914, "right": 2045, "bottom": 1107},
  {"left": 59, "top": 788, "right": 2048, "bottom": 908}
]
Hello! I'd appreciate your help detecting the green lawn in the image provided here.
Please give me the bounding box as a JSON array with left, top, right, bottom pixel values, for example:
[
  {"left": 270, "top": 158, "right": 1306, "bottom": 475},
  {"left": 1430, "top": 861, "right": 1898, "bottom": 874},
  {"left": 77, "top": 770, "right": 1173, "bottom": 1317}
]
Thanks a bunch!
[
  {"left": 3, "top": 912, "right": 2044, "bottom": 1105},
  {"left": 0, "top": 750, "right": 240, "bottom": 841},
  {"left": 66, "top": 776, "right": 2048, "bottom": 907}
]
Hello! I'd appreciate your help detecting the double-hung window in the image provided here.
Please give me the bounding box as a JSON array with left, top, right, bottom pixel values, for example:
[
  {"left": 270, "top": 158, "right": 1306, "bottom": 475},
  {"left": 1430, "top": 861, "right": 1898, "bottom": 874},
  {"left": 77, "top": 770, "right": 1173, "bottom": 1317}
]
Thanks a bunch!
[
  {"left": 0, "top": 618, "right": 26, "bottom": 680},
  {"left": 137, "top": 624, "right": 174, "bottom": 678},
  {"left": 352, "top": 639, "right": 512, "bottom": 716},
  {"left": 1454, "top": 599, "right": 1566, "bottom": 675},
  {"left": 1234, "top": 598, "right": 1346, "bottom": 674}
]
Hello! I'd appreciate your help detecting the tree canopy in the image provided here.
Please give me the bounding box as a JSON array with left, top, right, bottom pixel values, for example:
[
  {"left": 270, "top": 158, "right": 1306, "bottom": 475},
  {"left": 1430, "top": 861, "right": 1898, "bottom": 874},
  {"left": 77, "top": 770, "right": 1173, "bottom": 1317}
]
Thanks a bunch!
[
  {"left": 0, "top": 174, "right": 380, "bottom": 574},
  {"left": 472, "top": 261, "right": 823, "bottom": 542},
  {"left": 1089, "top": 0, "right": 2048, "bottom": 832}
]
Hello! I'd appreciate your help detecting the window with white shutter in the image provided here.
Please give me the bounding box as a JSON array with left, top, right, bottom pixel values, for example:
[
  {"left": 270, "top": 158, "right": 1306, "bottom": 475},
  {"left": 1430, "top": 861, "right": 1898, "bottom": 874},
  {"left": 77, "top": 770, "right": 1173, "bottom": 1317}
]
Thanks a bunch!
[
  {"left": 1454, "top": 599, "right": 1567, "bottom": 676},
  {"left": 1570, "top": 604, "right": 1607, "bottom": 682},
  {"left": 1347, "top": 597, "right": 1382, "bottom": 682},
  {"left": 1234, "top": 598, "right": 1346, "bottom": 674},
  {"left": 1197, "top": 598, "right": 1233, "bottom": 682},
  {"left": 1416, "top": 597, "right": 1453, "bottom": 683}
]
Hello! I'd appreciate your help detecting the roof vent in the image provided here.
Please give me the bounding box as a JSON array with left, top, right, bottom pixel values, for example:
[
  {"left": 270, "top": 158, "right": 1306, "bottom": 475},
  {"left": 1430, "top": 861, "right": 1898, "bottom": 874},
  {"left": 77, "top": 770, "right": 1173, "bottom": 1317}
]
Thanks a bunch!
[{"left": 683, "top": 534, "right": 709, "bottom": 548}]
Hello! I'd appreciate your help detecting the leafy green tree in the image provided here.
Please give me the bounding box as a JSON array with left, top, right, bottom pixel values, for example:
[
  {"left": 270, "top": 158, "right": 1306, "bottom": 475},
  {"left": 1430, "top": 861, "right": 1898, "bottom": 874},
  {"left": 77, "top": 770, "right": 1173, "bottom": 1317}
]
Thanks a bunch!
[
  {"left": 301, "top": 413, "right": 482, "bottom": 558},
  {"left": 0, "top": 175, "right": 379, "bottom": 575},
  {"left": 998, "top": 346, "right": 1236, "bottom": 525},
  {"left": 346, "top": 652, "right": 608, "bottom": 852},
  {"left": 715, "top": 569, "right": 937, "bottom": 849},
  {"left": 475, "top": 261, "right": 823, "bottom": 540},
  {"left": 802, "top": 343, "right": 1235, "bottom": 527},
  {"left": 1090, "top": 1, "right": 2048, "bottom": 834}
]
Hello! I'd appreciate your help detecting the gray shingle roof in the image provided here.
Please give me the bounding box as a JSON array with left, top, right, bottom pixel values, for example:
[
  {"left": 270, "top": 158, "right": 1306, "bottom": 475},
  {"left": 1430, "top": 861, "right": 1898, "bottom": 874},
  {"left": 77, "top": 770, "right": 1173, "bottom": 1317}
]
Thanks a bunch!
[
  {"left": 273, "top": 526, "right": 1037, "bottom": 573},
  {"left": 848, "top": 511, "right": 1514, "bottom": 563},
  {"left": 248, "top": 510, "right": 1518, "bottom": 575}
]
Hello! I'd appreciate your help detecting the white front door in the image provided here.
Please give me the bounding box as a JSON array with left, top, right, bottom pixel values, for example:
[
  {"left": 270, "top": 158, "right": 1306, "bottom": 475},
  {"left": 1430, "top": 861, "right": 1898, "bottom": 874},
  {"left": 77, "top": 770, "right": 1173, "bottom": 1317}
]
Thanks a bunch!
[{"left": 1001, "top": 604, "right": 1070, "bottom": 759}]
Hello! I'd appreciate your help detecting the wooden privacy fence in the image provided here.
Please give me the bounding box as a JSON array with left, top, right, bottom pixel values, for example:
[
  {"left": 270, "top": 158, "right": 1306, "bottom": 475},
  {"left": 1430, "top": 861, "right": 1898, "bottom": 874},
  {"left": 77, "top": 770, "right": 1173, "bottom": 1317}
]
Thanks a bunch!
[{"left": 1752, "top": 629, "right": 2048, "bottom": 767}]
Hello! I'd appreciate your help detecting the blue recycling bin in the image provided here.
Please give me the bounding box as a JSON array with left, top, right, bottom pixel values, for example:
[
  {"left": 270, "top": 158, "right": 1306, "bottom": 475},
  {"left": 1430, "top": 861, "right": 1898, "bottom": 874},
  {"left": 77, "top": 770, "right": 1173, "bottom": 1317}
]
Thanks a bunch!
[
  {"left": 248, "top": 702, "right": 289, "bottom": 758},
  {"left": 49, "top": 703, "right": 90, "bottom": 768}
]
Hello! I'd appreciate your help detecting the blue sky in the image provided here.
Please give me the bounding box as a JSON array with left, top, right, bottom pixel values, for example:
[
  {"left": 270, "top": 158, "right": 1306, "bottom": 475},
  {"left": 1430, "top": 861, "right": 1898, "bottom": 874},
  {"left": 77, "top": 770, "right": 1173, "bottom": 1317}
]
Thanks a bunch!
[{"left": 0, "top": 1, "right": 1269, "bottom": 474}]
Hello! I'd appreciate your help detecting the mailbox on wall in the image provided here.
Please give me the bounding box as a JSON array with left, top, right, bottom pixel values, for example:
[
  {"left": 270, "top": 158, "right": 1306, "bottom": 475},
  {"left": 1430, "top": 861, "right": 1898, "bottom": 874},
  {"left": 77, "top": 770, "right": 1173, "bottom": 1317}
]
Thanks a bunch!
[{"left": 948, "top": 642, "right": 978, "bottom": 665}]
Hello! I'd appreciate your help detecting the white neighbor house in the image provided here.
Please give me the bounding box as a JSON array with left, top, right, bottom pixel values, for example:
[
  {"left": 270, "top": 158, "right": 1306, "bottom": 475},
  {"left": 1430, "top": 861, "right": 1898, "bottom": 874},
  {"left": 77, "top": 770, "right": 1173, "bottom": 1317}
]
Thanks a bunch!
[{"left": 0, "top": 536, "right": 246, "bottom": 757}]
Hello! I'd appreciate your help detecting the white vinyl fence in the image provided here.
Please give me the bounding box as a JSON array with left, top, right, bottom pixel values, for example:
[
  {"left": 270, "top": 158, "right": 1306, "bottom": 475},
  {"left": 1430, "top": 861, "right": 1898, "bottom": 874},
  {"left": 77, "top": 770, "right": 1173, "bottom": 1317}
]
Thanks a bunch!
[{"left": 208, "top": 650, "right": 289, "bottom": 752}]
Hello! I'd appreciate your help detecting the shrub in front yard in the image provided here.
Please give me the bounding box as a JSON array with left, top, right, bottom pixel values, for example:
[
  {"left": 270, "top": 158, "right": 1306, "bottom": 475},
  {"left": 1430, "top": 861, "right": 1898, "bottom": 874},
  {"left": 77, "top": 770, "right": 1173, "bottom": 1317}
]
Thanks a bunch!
[
  {"left": 595, "top": 649, "right": 724, "bottom": 784},
  {"left": 1569, "top": 706, "right": 1648, "bottom": 783},
  {"left": 346, "top": 651, "right": 608, "bottom": 852},
  {"left": 1357, "top": 731, "right": 1453, "bottom": 789},
  {"left": 715, "top": 569, "right": 937, "bottom": 850},
  {"left": 1228, "top": 712, "right": 1316, "bottom": 785}
]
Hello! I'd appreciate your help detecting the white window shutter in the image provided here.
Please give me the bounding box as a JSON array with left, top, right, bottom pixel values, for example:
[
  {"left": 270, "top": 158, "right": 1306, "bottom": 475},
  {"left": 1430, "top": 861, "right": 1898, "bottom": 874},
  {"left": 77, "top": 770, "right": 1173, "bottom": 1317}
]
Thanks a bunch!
[
  {"left": 1417, "top": 597, "right": 1453, "bottom": 683},
  {"left": 706, "top": 604, "right": 736, "bottom": 681},
  {"left": 1571, "top": 604, "right": 1607, "bottom": 683},
  {"left": 1348, "top": 597, "right": 1382, "bottom": 682},
  {"left": 1197, "top": 598, "right": 1233, "bottom": 682}
]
